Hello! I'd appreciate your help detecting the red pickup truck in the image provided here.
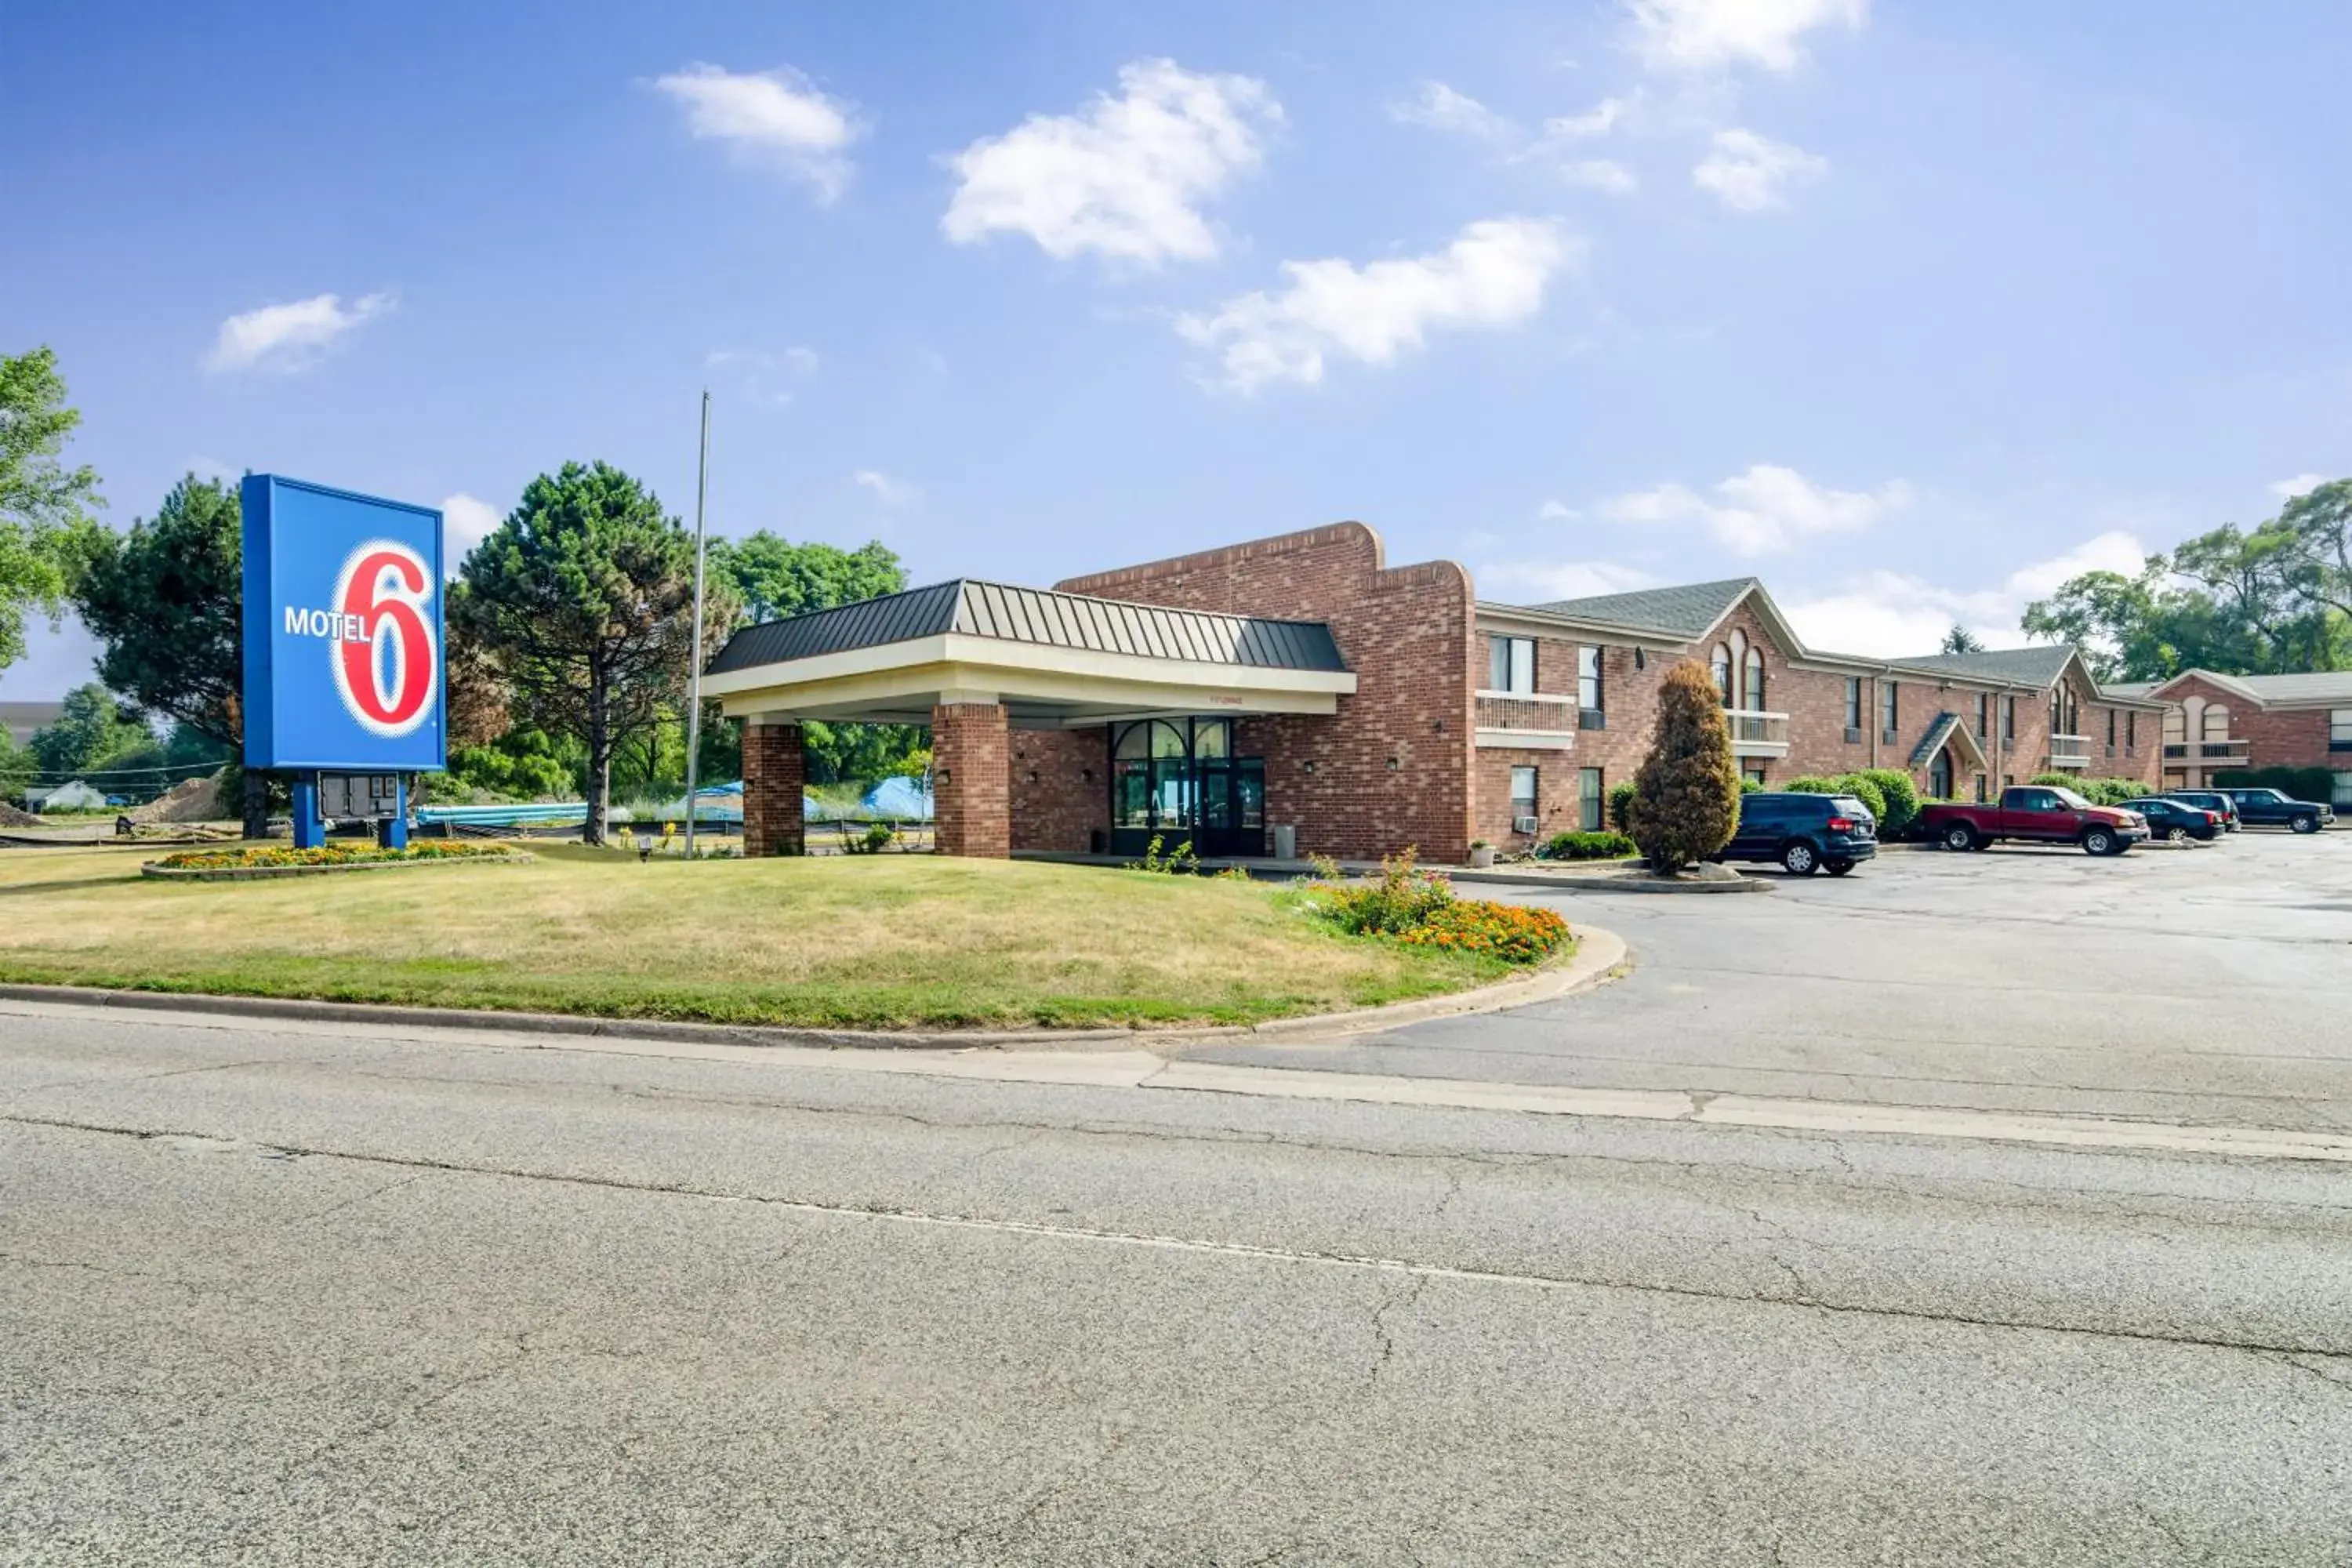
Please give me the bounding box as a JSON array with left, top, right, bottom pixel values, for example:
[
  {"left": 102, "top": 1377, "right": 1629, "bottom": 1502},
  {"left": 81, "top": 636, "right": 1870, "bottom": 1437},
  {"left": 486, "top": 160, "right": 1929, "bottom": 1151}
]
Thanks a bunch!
[{"left": 1918, "top": 786, "right": 2151, "bottom": 856}]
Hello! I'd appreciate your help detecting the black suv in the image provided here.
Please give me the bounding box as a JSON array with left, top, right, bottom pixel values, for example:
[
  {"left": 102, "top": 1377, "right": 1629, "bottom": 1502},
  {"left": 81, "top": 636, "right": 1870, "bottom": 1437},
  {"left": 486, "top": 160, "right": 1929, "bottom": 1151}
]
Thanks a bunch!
[
  {"left": 2223, "top": 787, "right": 2336, "bottom": 833},
  {"left": 1716, "top": 792, "right": 1878, "bottom": 877},
  {"left": 2168, "top": 789, "right": 2241, "bottom": 832}
]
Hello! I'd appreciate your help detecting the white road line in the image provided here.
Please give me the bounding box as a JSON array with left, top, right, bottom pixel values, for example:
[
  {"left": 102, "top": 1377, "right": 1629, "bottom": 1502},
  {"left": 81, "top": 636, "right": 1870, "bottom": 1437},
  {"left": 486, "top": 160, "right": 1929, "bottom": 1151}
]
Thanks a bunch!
[{"left": 6, "top": 997, "right": 2350, "bottom": 1164}]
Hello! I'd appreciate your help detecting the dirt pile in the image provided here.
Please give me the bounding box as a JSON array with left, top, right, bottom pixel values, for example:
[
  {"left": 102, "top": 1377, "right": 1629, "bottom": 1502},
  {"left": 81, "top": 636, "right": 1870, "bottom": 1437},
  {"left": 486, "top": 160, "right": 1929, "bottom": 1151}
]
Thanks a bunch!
[
  {"left": 129, "top": 771, "right": 230, "bottom": 824},
  {"left": 0, "top": 800, "right": 38, "bottom": 827}
]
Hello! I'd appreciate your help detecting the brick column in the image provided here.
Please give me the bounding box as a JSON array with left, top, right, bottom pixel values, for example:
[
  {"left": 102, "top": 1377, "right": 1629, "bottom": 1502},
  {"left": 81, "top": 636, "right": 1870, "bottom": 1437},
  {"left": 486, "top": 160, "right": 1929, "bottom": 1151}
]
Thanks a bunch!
[
  {"left": 741, "top": 721, "right": 805, "bottom": 858},
  {"left": 931, "top": 702, "right": 1011, "bottom": 858}
]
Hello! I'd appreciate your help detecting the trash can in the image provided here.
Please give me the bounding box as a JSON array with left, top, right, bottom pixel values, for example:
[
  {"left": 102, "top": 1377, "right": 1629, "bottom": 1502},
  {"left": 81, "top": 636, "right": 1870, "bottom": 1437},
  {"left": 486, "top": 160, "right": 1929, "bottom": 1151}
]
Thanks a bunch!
[{"left": 1272, "top": 824, "right": 1297, "bottom": 861}]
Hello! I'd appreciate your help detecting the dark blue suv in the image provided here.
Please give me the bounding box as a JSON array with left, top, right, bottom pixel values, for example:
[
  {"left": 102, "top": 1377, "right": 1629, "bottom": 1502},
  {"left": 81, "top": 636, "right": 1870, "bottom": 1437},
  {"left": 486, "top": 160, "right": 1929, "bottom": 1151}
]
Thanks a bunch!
[{"left": 1717, "top": 792, "right": 1878, "bottom": 877}]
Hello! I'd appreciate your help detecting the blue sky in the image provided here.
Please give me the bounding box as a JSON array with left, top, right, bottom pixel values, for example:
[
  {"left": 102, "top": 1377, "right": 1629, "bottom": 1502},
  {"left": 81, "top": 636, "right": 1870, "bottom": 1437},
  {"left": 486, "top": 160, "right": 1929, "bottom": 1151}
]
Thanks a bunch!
[{"left": 5, "top": 0, "right": 2350, "bottom": 699}]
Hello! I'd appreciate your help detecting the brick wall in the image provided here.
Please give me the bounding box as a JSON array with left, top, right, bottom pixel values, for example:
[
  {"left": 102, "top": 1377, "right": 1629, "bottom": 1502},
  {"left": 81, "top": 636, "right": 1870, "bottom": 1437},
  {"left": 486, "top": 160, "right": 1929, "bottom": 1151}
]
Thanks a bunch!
[
  {"left": 741, "top": 721, "right": 805, "bottom": 858},
  {"left": 933, "top": 702, "right": 1011, "bottom": 858},
  {"left": 2157, "top": 675, "right": 2339, "bottom": 783},
  {"left": 1009, "top": 727, "right": 1109, "bottom": 851},
  {"left": 1057, "top": 523, "right": 1478, "bottom": 862}
]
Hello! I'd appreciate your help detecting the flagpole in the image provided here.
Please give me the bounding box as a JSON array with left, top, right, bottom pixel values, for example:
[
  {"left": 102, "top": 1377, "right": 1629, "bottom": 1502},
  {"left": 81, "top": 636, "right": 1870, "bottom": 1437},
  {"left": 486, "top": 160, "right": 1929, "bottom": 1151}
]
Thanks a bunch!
[{"left": 683, "top": 387, "right": 711, "bottom": 858}]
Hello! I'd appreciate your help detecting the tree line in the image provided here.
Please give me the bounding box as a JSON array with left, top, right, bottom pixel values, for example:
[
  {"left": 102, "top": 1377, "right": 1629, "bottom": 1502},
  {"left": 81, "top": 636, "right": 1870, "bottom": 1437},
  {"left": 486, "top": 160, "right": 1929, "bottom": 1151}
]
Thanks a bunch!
[
  {"left": 2021, "top": 481, "right": 2352, "bottom": 681},
  {"left": 1, "top": 345, "right": 924, "bottom": 842}
]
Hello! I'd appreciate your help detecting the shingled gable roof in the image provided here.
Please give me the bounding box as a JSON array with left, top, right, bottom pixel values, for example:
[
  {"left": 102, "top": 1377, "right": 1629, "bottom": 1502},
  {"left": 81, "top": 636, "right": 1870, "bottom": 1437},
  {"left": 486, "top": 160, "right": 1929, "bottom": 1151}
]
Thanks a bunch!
[
  {"left": 707, "top": 579, "right": 1349, "bottom": 677},
  {"left": 2101, "top": 668, "right": 2352, "bottom": 706},
  {"left": 1522, "top": 579, "right": 1760, "bottom": 638},
  {"left": 1885, "top": 646, "right": 2081, "bottom": 687}
]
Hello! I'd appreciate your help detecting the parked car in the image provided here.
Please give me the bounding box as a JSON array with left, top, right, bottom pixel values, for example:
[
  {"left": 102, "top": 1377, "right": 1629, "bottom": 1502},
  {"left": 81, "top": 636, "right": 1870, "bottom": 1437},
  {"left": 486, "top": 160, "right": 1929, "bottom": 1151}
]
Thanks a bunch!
[
  {"left": 2221, "top": 787, "right": 2336, "bottom": 834},
  {"left": 2122, "top": 797, "right": 2221, "bottom": 843},
  {"left": 1715, "top": 791, "right": 1878, "bottom": 877},
  {"left": 2167, "top": 790, "right": 2241, "bottom": 832},
  {"left": 1918, "top": 786, "right": 2151, "bottom": 856}
]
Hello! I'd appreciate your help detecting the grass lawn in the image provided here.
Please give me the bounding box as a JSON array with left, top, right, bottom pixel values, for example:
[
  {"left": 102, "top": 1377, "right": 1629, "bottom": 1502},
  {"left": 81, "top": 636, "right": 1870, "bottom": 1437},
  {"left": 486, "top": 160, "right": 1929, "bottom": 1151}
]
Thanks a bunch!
[{"left": 0, "top": 844, "right": 1536, "bottom": 1029}]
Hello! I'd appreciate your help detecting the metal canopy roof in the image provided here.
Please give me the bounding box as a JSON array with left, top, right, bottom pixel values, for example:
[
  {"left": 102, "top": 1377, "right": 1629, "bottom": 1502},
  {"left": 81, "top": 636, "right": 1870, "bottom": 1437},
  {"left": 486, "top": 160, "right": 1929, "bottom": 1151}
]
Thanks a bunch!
[{"left": 709, "top": 579, "right": 1347, "bottom": 677}]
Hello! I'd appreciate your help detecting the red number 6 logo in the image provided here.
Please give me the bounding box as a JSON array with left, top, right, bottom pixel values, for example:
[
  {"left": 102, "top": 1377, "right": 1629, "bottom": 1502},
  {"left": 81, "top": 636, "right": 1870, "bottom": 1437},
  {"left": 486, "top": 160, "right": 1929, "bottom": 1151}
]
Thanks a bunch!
[{"left": 332, "top": 540, "right": 438, "bottom": 739}]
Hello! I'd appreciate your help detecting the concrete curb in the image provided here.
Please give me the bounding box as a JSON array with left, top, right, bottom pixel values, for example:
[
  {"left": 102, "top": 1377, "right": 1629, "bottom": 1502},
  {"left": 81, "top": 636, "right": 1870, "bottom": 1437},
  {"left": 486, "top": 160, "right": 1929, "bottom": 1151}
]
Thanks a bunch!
[
  {"left": 1455, "top": 868, "right": 1770, "bottom": 894},
  {"left": 0, "top": 925, "right": 1628, "bottom": 1054}
]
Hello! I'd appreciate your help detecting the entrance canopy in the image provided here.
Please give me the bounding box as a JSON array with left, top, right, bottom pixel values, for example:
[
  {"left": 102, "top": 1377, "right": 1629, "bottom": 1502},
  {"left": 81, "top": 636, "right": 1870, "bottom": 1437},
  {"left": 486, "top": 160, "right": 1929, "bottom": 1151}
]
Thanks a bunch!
[{"left": 703, "top": 579, "right": 1357, "bottom": 726}]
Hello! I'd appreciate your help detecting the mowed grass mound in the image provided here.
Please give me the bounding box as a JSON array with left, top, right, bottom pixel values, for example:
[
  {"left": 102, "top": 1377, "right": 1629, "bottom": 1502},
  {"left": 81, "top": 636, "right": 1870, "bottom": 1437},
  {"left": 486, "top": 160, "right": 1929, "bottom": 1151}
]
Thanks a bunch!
[{"left": 0, "top": 845, "right": 1512, "bottom": 1029}]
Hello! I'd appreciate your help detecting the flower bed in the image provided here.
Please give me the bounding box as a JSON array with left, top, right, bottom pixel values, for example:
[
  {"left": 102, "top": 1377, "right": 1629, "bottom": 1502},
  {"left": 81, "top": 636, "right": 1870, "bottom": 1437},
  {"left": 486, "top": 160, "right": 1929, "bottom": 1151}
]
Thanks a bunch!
[
  {"left": 1301, "top": 851, "right": 1574, "bottom": 966},
  {"left": 144, "top": 842, "right": 527, "bottom": 880}
]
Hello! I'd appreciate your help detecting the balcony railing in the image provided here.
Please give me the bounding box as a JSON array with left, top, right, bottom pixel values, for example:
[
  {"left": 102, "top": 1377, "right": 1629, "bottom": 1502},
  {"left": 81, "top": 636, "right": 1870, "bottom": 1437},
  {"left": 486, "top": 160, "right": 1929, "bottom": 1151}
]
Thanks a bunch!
[
  {"left": 1475, "top": 691, "right": 1577, "bottom": 750},
  {"left": 1723, "top": 709, "right": 1791, "bottom": 757},
  {"left": 2161, "top": 739, "right": 2252, "bottom": 762},
  {"left": 2048, "top": 734, "right": 2094, "bottom": 768}
]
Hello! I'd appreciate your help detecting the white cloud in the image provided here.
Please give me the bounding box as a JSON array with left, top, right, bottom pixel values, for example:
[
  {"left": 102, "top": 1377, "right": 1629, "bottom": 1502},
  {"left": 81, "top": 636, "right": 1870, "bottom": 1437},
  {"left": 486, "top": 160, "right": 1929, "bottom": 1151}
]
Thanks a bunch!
[
  {"left": 1388, "top": 82, "right": 1512, "bottom": 141},
  {"left": 206, "top": 292, "right": 394, "bottom": 373},
  {"left": 185, "top": 456, "right": 234, "bottom": 483},
  {"left": 439, "top": 493, "right": 503, "bottom": 572},
  {"left": 1600, "top": 463, "right": 1906, "bottom": 556},
  {"left": 1479, "top": 558, "right": 1660, "bottom": 601},
  {"left": 1541, "top": 97, "right": 1629, "bottom": 138},
  {"left": 1176, "top": 217, "right": 1577, "bottom": 392},
  {"left": 1693, "top": 128, "right": 1825, "bottom": 210},
  {"left": 1537, "top": 499, "right": 1580, "bottom": 521},
  {"left": 941, "top": 60, "right": 1279, "bottom": 266},
  {"left": 706, "top": 346, "right": 821, "bottom": 404},
  {"left": 2270, "top": 473, "right": 2330, "bottom": 499},
  {"left": 1628, "top": 0, "right": 1869, "bottom": 73},
  {"left": 1558, "top": 158, "right": 1638, "bottom": 193},
  {"left": 653, "top": 63, "right": 862, "bottom": 201},
  {"left": 782, "top": 345, "right": 821, "bottom": 374},
  {"left": 1782, "top": 531, "right": 2147, "bottom": 657},
  {"left": 854, "top": 469, "right": 919, "bottom": 506}
]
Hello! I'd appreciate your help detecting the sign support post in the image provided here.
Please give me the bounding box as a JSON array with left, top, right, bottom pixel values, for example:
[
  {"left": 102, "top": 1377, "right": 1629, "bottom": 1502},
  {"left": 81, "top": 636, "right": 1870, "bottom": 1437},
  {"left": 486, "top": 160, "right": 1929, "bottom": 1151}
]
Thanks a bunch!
[
  {"left": 291, "top": 773, "right": 325, "bottom": 849},
  {"left": 683, "top": 388, "right": 711, "bottom": 859}
]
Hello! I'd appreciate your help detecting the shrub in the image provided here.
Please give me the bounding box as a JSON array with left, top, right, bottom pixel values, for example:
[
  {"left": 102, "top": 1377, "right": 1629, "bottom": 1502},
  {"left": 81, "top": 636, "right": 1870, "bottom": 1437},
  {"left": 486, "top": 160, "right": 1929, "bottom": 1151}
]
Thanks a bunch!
[
  {"left": 1606, "top": 781, "right": 1637, "bottom": 833},
  {"left": 1739, "top": 775, "right": 1762, "bottom": 794},
  {"left": 1851, "top": 768, "right": 1920, "bottom": 838},
  {"left": 1305, "top": 848, "right": 1454, "bottom": 935},
  {"left": 1783, "top": 776, "right": 1842, "bottom": 794},
  {"left": 1542, "top": 829, "right": 1638, "bottom": 861},
  {"left": 1833, "top": 773, "right": 1889, "bottom": 825},
  {"left": 1127, "top": 834, "right": 1199, "bottom": 874},
  {"left": 1394, "top": 900, "right": 1573, "bottom": 964},
  {"left": 2215, "top": 766, "right": 2336, "bottom": 804},
  {"left": 1627, "top": 661, "right": 1740, "bottom": 871}
]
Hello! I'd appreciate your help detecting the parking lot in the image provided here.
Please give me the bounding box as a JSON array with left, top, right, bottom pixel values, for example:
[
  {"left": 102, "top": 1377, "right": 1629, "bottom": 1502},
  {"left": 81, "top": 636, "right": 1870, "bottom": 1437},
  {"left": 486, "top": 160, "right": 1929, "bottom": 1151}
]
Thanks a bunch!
[{"left": 1192, "top": 829, "right": 2352, "bottom": 1133}]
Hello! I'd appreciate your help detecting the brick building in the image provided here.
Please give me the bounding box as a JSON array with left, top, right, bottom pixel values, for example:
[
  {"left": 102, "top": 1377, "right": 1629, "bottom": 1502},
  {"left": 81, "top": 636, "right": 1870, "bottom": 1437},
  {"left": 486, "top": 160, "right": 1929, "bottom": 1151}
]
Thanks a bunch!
[
  {"left": 706, "top": 523, "right": 2170, "bottom": 861},
  {"left": 2102, "top": 670, "right": 2352, "bottom": 810}
]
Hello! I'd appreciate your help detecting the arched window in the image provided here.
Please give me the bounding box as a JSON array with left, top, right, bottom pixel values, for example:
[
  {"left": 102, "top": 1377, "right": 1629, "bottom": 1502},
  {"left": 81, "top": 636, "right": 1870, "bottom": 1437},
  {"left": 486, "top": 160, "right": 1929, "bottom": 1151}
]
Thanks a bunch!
[
  {"left": 2201, "top": 702, "right": 2231, "bottom": 741},
  {"left": 1743, "top": 648, "right": 1765, "bottom": 712},
  {"left": 1710, "top": 645, "right": 1733, "bottom": 707}
]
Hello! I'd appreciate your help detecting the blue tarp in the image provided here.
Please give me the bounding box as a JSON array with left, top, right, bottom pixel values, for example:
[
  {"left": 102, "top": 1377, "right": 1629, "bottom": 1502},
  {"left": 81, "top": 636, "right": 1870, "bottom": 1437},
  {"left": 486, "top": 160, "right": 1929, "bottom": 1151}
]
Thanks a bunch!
[{"left": 860, "top": 775, "right": 934, "bottom": 819}]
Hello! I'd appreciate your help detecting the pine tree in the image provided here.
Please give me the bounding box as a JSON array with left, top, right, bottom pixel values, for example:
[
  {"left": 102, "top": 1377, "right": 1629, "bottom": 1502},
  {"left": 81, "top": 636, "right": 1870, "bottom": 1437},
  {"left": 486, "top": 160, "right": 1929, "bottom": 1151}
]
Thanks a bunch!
[{"left": 1628, "top": 659, "right": 1741, "bottom": 872}]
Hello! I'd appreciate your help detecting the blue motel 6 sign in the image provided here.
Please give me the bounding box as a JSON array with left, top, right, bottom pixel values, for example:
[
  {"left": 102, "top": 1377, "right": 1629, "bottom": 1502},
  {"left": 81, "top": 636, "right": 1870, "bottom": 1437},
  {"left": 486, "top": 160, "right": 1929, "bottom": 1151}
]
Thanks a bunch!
[{"left": 241, "top": 474, "right": 446, "bottom": 771}]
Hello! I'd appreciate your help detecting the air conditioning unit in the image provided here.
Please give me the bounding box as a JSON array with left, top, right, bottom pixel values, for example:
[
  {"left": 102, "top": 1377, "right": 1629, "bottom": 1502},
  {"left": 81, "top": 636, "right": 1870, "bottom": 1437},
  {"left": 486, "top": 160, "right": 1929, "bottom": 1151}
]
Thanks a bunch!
[{"left": 1513, "top": 815, "right": 1540, "bottom": 835}]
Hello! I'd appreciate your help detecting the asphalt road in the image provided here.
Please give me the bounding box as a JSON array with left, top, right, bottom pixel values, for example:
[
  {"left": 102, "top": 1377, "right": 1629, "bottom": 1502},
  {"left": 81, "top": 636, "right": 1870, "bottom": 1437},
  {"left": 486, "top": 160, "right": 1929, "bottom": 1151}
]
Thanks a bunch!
[
  {"left": 5, "top": 992, "right": 2350, "bottom": 1565},
  {"left": 1196, "top": 829, "right": 2352, "bottom": 1131}
]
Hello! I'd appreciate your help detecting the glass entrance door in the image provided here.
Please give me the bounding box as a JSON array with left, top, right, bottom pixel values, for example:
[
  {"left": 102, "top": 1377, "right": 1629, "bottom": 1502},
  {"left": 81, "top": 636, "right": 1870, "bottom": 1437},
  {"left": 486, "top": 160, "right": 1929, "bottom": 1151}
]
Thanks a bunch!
[{"left": 1107, "top": 719, "right": 1265, "bottom": 857}]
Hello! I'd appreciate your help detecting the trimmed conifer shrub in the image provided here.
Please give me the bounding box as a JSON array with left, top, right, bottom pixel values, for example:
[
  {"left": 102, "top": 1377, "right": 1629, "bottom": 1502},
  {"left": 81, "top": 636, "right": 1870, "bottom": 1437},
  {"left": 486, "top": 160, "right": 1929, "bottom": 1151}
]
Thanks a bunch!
[{"left": 1626, "top": 660, "right": 1740, "bottom": 871}]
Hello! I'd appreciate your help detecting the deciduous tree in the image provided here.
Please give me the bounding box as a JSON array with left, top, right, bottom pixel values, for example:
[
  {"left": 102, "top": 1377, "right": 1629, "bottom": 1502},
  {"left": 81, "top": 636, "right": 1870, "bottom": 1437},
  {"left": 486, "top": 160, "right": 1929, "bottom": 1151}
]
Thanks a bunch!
[
  {"left": 1627, "top": 659, "right": 1740, "bottom": 872},
  {"left": 452, "top": 463, "right": 731, "bottom": 845},
  {"left": 0, "top": 347, "right": 107, "bottom": 673}
]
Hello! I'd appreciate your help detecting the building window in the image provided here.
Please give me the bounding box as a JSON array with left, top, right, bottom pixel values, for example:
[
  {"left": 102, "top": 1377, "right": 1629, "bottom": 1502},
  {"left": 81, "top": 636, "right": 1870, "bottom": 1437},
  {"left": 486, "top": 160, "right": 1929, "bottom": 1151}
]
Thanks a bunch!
[
  {"left": 1578, "top": 767, "right": 1604, "bottom": 832},
  {"left": 1743, "top": 648, "right": 1765, "bottom": 711},
  {"left": 1711, "top": 645, "right": 1733, "bottom": 707},
  {"left": 2127, "top": 711, "right": 2136, "bottom": 748},
  {"left": 1510, "top": 765, "right": 1538, "bottom": 826},
  {"left": 2106, "top": 709, "right": 2117, "bottom": 746},
  {"left": 1929, "top": 750, "right": 1953, "bottom": 800},
  {"left": 2336, "top": 771, "right": 2352, "bottom": 809},
  {"left": 1487, "top": 635, "right": 1535, "bottom": 695},
  {"left": 1742, "top": 763, "right": 1767, "bottom": 788},
  {"left": 1880, "top": 681, "right": 1899, "bottom": 737},
  {"left": 1974, "top": 692, "right": 1990, "bottom": 741},
  {"left": 1577, "top": 646, "right": 1603, "bottom": 717},
  {"left": 1974, "top": 772, "right": 1988, "bottom": 802},
  {"left": 2002, "top": 696, "right": 2016, "bottom": 745},
  {"left": 2332, "top": 710, "right": 2352, "bottom": 751},
  {"left": 1843, "top": 677, "right": 1863, "bottom": 733}
]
